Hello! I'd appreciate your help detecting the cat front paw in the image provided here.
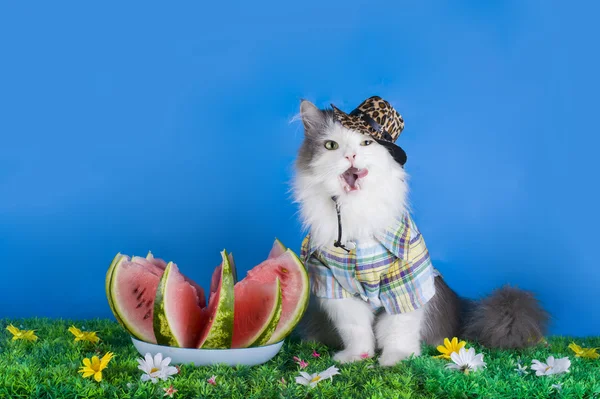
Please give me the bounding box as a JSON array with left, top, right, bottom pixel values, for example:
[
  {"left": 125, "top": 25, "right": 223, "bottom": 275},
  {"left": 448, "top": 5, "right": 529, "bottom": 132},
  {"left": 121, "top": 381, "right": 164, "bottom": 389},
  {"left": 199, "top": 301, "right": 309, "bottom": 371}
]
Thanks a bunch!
[
  {"left": 333, "top": 349, "right": 374, "bottom": 364},
  {"left": 378, "top": 348, "right": 420, "bottom": 367}
]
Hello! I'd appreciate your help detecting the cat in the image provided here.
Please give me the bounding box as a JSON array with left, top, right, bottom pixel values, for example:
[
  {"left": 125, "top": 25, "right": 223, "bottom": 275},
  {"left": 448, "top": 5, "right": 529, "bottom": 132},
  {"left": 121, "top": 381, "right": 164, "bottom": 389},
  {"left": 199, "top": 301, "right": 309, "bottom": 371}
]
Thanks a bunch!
[{"left": 291, "top": 98, "right": 549, "bottom": 367}]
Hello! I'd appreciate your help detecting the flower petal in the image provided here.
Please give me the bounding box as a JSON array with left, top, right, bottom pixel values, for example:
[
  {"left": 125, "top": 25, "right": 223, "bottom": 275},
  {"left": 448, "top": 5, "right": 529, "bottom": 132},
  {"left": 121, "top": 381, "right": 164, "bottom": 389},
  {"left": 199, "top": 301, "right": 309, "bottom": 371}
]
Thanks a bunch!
[
  {"left": 100, "top": 352, "right": 114, "bottom": 368},
  {"left": 161, "top": 356, "right": 172, "bottom": 368},
  {"left": 450, "top": 351, "right": 462, "bottom": 365},
  {"left": 144, "top": 353, "right": 154, "bottom": 367},
  {"left": 136, "top": 357, "right": 148, "bottom": 368},
  {"left": 299, "top": 371, "right": 312, "bottom": 380},
  {"left": 154, "top": 353, "right": 163, "bottom": 367},
  {"left": 295, "top": 376, "right": 310, "bottom": 386},
  {"left": 319, "top": 366, "right": 340, "bottom": 379}
]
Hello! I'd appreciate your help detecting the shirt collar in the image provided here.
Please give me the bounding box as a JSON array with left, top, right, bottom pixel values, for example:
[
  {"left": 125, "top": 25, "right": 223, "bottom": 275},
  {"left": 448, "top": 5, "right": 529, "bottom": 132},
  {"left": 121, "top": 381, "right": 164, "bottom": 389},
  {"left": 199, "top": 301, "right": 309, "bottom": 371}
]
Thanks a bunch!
[{"left": 303, "top": 214, "right": 410, "bottom": 260}]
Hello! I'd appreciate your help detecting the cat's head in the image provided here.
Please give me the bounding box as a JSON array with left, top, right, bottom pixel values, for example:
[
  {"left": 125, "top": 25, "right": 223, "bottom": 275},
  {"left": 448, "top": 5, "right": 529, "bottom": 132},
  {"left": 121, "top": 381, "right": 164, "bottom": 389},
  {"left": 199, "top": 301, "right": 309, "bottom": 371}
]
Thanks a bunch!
[{"left": 292, "top": 99, "right": 409, "bottom": 243}]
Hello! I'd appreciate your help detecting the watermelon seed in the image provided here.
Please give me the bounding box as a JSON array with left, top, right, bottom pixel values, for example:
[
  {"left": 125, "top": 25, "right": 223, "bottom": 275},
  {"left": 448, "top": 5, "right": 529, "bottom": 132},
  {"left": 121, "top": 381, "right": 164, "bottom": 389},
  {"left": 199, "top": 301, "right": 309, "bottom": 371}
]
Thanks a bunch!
[
  {"left": 133, "top": 285, "right": 139, "bottom": 294},
  {"left": 281, "top": 268, "right": 288, "bottom": 273},
  {"left": 136, "top": 287, "right": 146, "bottom": 301},
  {"left": 136, "top": 300, "right": 145, "bottom": 309},
  {"left": 143, "top": 310, "right": 151, "bottom": 320}
]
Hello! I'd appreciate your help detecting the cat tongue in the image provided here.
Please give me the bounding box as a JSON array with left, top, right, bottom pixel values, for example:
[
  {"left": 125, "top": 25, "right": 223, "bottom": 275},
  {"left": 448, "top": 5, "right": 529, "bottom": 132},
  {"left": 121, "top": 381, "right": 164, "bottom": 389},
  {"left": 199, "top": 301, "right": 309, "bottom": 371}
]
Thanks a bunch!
[
  {"left": 353, "top": 168, "right": 368, "bottom": 179},
  {"left": 341, "top": 167, "right": 368, "bottom": 188}
]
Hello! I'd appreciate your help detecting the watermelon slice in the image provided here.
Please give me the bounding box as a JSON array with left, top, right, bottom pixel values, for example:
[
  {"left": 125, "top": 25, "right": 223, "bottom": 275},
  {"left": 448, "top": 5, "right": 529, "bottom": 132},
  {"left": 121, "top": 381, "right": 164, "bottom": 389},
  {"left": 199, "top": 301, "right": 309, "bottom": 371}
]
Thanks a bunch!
[
  {"left": 153, "top": 262, "right": 205, "bottom": 348},
  {"left": 196, "top": 250, "right": 235, "bottom": 349},
  {"left": 231, "top": 277, "right": 282, "bottom": 348},
  {"left": 243, "top": 244, "right": 309, "bottom": 344},
  {"left": 106, "top": 251, "right": 207, "bottom": 344},
  {"left": 268, "top": 238, "right": 287, "bottom": 259},
  {"left": 108, "top": 255, "right": 162, "bottom": 343}
]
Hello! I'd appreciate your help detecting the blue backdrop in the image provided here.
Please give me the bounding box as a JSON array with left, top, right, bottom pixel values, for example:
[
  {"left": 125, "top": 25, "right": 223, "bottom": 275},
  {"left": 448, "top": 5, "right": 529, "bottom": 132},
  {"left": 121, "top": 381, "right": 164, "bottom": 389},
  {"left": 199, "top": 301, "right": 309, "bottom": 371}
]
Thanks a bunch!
[{"left": 1, "top": 1, "right": 598, "bottom": 337}]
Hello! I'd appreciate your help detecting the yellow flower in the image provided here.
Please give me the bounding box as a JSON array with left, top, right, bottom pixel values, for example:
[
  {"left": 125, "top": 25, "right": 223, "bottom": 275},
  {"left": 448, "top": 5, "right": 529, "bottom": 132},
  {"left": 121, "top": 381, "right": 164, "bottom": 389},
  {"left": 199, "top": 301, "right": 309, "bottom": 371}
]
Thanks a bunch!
[
  {"left": 435, "top": 337, "right": 467, "bottom": 359},
  {"left": 78, "top": 352, "right": 115, "bottom": 382},
  {"left": 68, "top": 326, "right": 100, "bottom": 344},
  {"left": 568, "top": 342, "right": 599, "bottom": 359},
  {"left": 6, "top": 324, "right": 38, "bottom": 342}
]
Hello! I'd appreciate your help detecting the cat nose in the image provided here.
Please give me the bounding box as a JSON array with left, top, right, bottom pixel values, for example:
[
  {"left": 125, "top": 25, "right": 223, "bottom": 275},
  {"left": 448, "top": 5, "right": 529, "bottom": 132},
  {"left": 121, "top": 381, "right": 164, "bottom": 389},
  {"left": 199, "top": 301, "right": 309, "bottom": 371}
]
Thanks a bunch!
[{"left": 345, "top": 154, "right": 356, "bottom": 163}]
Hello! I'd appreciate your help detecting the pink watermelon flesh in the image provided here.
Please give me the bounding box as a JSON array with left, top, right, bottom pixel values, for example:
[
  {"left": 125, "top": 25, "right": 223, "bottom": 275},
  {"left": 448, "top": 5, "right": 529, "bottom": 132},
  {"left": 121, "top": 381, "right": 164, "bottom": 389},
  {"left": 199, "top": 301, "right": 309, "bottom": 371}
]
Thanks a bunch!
[
  {"left": 132, "top": 256, "right": 165, "bottom": 276},
  {"left": 209, "top": 253, "right": 237, "bottom": 296},
  {"left": 145, "top": 252, "right": 167, "bottom": 269},
  {"left": 156, "top": 262, "right": 205, "bottom": 348},
  {"left": 111, "top": 257, "right": 161, "bottom": 343},
  {"left": 244, "top": 250, "right": 308, "bottom": 342},
  {"left": 210, "top": 265, "right": 221, "bottom": 296},
  {"left": 231, "top": 278, "right": 278, "bottom": 348},
  {"left": 197, "top": 265, "right": 223, "bottom": 346},
  {"left": 137, "top": 254, "right": 206, "bottom": 309},
  {"left": 268, "top": 239, "right": 286, "bottom": 259}
]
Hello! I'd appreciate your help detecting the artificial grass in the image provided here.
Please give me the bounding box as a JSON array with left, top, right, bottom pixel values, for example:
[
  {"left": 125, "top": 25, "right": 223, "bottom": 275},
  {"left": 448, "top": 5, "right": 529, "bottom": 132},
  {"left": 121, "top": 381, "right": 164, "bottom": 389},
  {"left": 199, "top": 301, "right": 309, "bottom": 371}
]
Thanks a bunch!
[{"left": 1, "top": 318, "right": 599, "bottom": 399}]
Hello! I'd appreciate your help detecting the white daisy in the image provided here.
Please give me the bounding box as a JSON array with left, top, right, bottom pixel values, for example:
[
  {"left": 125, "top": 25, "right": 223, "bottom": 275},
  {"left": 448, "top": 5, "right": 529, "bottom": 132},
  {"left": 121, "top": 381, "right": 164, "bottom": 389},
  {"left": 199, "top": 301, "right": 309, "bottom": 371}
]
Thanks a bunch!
[
  {"left": 295, "top": 365, "right": 340, "bottom": 388},
  {"left": 531, "top": 356, "right": 571, "bottom": 376},
  {"left": 137, "top": 352, "right": 179, "bottom": 383},
  {"left": 445, "top": 347, "right": 486, "bottom": 374}
]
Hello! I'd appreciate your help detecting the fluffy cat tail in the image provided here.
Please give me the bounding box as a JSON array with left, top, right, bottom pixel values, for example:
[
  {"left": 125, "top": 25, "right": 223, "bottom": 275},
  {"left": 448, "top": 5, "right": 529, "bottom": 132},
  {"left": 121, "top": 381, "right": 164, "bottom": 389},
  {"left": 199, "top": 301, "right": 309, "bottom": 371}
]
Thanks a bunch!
[
  {"left": 423, "top": 278, "right": 550, "bottom": 350},
  {"left": 460, "top": 285, "right": 550, "bottom": 349}
]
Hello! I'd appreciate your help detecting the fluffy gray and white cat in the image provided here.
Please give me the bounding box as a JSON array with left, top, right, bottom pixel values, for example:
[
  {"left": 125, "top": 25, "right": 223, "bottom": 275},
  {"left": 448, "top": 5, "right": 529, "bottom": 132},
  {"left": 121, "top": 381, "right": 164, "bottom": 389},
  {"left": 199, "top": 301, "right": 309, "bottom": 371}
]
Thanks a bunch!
[{"left": 291, "top": 99, "right": 549, "bottom": 366}]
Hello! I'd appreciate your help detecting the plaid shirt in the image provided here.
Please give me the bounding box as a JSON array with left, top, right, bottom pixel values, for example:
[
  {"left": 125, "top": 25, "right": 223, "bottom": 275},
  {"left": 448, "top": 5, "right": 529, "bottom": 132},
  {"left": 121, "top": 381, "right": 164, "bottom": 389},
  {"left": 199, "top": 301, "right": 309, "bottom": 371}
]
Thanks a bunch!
[{"left": 300, "top": 213, "right": 437, "bottom": 315}]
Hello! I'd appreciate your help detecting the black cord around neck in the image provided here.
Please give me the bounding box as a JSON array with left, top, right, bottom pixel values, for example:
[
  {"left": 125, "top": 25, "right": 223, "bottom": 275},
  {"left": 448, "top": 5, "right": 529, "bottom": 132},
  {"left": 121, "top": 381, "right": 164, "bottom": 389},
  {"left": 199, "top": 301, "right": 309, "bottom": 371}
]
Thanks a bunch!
[{"left": 331, "top": 196, "right": 351, "bottom": 253}]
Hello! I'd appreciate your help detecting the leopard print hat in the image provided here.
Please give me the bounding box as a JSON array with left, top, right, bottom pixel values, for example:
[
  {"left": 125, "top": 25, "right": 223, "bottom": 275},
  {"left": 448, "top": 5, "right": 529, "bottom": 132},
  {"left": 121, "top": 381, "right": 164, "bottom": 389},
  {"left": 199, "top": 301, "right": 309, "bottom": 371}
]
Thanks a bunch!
[{"left": 331, "top": 96, "right": 407, "bottom": 166}]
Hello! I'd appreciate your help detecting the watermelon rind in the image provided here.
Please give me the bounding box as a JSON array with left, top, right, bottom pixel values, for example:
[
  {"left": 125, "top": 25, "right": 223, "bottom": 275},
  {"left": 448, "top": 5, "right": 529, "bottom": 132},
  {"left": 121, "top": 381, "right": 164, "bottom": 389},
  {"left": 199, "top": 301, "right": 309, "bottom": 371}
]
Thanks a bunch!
[
  {"left": 251, "top": 278, "right": 283, "bottom": 347},
  {"left": 153, "top": 262, "right": 179, "bottom": 347},
  {"left": 197, "top": 249, "right": 235, "bottom": 349},
  {"left": 105, "top": 253, "right": 127, "bottom": 327},
  {"left": 109, "top": 255, "right": 158, "bottom": 342},
  {"left": 265, "top": 248, "right": 309, "bottom": 345}
]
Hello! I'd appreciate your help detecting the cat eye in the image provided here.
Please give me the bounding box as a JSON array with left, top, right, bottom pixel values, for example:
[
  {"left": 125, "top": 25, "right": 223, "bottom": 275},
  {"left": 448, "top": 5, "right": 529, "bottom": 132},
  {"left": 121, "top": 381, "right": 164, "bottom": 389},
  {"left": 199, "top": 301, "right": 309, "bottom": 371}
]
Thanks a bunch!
[
  {"left": 361, "top": 140, "right": 373, "bottom": 146},
  {"left": 324, "top": 140, "right": 339, "bottom": 150}
]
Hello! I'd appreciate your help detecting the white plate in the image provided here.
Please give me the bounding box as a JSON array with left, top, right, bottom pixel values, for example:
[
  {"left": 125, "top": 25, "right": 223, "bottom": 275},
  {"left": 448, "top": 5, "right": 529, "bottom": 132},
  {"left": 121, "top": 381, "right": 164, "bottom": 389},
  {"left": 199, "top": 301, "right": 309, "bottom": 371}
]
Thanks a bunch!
[{"left": 131, "top": 337, "right": 285, "bottom": 367}]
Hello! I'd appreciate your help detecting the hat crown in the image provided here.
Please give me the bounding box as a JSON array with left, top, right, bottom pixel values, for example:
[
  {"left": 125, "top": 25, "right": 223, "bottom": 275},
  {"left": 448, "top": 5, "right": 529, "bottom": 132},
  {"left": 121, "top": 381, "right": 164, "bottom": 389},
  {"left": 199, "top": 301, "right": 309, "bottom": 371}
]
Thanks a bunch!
[{"left": 331, "top": 96, "right": 404, "bottom": 143}]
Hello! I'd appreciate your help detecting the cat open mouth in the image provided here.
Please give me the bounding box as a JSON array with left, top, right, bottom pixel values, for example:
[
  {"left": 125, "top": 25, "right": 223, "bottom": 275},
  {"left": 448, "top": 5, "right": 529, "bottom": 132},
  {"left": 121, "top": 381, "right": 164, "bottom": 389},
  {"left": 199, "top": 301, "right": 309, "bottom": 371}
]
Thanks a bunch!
[{"left": 339, "top": 167, "right": 369, "bottom": 192}]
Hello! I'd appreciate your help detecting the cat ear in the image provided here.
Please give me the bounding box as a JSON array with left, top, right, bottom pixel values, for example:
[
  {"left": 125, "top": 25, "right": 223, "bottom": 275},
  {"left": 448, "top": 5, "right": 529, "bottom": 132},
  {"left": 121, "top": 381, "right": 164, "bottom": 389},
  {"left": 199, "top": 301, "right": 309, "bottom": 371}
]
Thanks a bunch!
[{"left": 300, "top": 100, "right": 325, "bottom": 132}]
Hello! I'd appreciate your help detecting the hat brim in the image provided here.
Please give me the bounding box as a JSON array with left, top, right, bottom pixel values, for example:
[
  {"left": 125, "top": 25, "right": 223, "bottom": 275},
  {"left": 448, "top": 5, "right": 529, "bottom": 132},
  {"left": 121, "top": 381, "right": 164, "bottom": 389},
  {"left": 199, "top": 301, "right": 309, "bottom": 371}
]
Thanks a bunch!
[
  {"left": 374, "top": 138, "right": 407, "bottom": 166},
  {"left": 332, "top": 104, "right": 407, "bottom": 166}
]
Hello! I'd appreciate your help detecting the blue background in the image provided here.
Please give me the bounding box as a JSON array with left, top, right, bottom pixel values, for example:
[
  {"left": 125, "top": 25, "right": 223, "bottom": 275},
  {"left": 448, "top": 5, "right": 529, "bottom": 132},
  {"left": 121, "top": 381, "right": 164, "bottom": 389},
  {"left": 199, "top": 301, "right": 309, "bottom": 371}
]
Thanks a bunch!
[{"left": 1, "top": 1, "right": 598, "bottom": 337}]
